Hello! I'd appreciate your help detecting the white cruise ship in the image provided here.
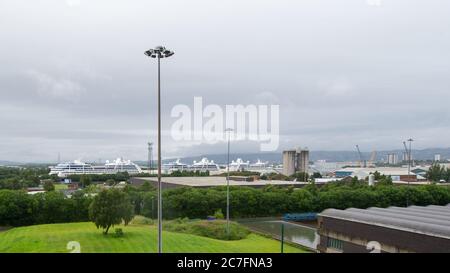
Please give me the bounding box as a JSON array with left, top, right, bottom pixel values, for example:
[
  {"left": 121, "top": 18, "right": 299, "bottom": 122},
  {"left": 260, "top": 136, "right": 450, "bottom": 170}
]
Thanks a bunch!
[
  {"left": 229, "top": 158, "right": 250, "bottom": 172},
  {"left": 190, "top": 158, "right": 220, "bottom": 172},
  {"left": 49, "top": 158, "right": 142, "bottom": 177},
  {"left": 162, "top": 159, "right": 189, "bottom": 172},
  {"left": 248, "top": 159, "right": 269, "bottom": 170}
]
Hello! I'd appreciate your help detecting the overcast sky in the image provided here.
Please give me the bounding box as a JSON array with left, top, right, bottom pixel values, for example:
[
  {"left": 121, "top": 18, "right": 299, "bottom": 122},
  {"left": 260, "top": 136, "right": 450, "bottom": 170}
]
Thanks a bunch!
[{"left": 1, "top": 0, "right": 450, "bottom": 162}]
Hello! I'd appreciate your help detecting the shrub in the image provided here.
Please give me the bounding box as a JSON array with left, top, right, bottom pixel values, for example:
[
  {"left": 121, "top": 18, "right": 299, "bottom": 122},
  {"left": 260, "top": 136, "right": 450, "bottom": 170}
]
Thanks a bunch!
[
  {"left": 43, "top": 180, "right": 55, "bottom": 192},
  {"left": 130, "top": 215, "right": 154, "bottom": 225},
  {"left": 164, "top": 219, "right": 250, "bottom": 240},
  {"left": 114, "top": 228, "right": 124, "bottom": 237},
  {"left": 213, "top": 209, "right": 224, "bottom": 219}
]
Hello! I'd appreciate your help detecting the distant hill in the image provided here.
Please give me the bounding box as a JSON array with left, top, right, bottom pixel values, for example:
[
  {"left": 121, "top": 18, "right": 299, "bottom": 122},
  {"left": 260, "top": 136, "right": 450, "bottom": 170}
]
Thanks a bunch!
[
  {"left": 0, "top": 160, "right": 23, "bottom": 166},
  {"left": 3, "top": 148, "right": 450, "bottom": 166},
  {"left": 157, "top": 148, "right": 450, "bottom": 165}
]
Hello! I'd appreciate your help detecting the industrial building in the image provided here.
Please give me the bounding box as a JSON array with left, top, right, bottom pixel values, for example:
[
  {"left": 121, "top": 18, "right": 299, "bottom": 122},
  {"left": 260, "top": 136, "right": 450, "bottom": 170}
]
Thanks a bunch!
[
  {"left": 334, "top": 167, "right": 423, "bottom": 182},
  {"left": 282, "top": 148, "right": 309, "bottom": 176},
  {"left": 317, "top": 204, "right": 450, "bottom": 253},
  {"left": 130, "top": 176, "right": 309, "bottom": 189}
]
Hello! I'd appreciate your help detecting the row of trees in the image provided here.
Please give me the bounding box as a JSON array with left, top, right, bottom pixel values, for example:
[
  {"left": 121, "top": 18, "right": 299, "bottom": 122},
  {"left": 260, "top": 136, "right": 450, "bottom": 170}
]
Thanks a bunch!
[
  {"left": 0, "top": 182, "right": 155, "bottom": 228},
  {"left": 2, "top": 180, "right": 450, "bottom": 228},
  {"left": 0, "top": 190, "right": 92, "bottom": 226},
  {"left": 259, "top": 171, "right": 322, "bottom": 181},
  {"left": 0, "top": 167, "right": 56, "bottom": 190},
  {"left": 161, "top": 182, "right": 450, "bottom": 219}
]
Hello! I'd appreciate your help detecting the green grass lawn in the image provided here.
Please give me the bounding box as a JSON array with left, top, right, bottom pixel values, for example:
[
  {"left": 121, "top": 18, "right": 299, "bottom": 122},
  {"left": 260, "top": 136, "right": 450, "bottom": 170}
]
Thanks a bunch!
[
  {"left": 54, "top": 184, "right": 68, "bottom": 190},
  {"left": 0, "top": 222, "right": 306, "bottom": 253}
]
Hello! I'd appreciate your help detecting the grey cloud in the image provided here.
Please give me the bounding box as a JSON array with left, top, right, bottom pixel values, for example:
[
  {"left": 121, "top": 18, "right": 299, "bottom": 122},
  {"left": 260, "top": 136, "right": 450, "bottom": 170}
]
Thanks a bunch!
[{"left": 0, "top": 0, "right": 450, "bottom": 162}]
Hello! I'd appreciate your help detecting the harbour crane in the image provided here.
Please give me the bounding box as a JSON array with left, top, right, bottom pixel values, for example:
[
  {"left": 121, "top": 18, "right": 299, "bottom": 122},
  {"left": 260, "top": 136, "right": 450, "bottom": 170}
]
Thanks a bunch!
[
  {"left": 403, "top": 141, "right": 409, "bottom": 162},
  {"left": 355, "top": 145, "right": 366, "bottom": 168},
  {"left": 403, "top": 139, "right": 413, "bottom": 175},
  {"left": 368, "top": 151, "right": 377, "bottom": 167}
]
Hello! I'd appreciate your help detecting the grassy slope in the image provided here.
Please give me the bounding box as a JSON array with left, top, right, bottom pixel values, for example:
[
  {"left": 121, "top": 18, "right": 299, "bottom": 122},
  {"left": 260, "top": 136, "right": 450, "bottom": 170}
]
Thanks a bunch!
[{"left": 0, "top": 222, "right": 306, "bottom": 253}]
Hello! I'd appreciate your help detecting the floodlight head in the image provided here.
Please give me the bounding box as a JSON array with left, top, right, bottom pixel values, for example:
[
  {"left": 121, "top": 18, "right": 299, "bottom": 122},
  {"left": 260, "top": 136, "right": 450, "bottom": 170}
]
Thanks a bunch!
[
  {"left": 145, "top": 46, "right": 174, "bottom": 59},
  {"left": 155, "top": 46, "right": 165, "bottom": 51}
]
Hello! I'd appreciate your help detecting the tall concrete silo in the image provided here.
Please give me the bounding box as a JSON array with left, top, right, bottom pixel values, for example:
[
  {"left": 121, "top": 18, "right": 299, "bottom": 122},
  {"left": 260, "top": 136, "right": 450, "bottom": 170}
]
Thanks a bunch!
[{"left": 282, "top": 150, "right": 297, "bottom": 176}]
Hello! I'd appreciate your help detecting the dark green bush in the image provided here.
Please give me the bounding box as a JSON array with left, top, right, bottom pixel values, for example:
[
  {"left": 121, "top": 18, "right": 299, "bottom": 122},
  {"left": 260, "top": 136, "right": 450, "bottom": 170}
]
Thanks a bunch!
[
  {"left": 114, "top": 228, "right": 124, "bottom": 237},
  {"left": 164, "top": 219, "right": 250, "bottom": 240}
]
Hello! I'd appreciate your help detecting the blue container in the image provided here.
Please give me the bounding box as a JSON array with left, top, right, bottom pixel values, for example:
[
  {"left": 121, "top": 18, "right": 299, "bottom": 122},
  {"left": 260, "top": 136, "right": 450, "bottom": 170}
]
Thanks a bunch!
[{"left": 283, "top": 212, "right": 317, "bottom": 221}]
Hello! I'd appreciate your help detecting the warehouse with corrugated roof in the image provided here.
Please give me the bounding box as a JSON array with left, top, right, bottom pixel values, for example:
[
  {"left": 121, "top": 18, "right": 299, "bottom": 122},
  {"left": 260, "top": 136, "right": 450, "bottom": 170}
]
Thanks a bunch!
[{"left": 317, "top": 204, "right": 450, "bottom": 253}]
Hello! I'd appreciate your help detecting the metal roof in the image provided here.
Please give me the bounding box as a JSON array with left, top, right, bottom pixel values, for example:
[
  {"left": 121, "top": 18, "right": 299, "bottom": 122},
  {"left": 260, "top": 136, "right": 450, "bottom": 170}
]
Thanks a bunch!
[
  {"left": 136, "top": 176, "right": 309, "bottom": 187},
  {"left": 319, "top": 204, "right": 450, "bottom": 239}
]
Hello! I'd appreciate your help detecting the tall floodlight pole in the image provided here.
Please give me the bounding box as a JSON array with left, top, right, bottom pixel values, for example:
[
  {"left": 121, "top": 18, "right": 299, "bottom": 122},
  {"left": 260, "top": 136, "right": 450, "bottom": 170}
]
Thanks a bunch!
[
  {"left": 145, "top": 46, "right": 174, "bottom": 253},
  {"left": 225, "top": 128, "right": 233, "bottom": 238},
  {"left": 408, "top": 138, "right": 414, "bottom": 176}
]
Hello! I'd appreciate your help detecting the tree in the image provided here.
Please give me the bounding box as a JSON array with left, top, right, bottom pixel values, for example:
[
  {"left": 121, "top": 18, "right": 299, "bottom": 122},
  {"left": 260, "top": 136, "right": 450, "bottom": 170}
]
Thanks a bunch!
[
  {"left": 80, "top": 175, "right": 92, "bottom": 188},
  {"left": 43, "top": 180, "right": 55, "bottom": 191},
  {"left": 213, "top": 209, "right": 224, "bottom": 219},
  {"left": 372, "top": 171, "right": 382, "bottom": 180},
  {"left": 0, "top": 178, "right": 24, "bottom": 190},
  {"left": 140, "top": 181, "right": 154, "bottom": 192},
  {"left": 377, "top": 175, "right": 393, "bottom": 186},
  {"left": 426, "top": 162, "right": 445, "bottom": 182},
  {"left": 351, "top": 176, "right": 360, "bottom": 186},
  {"left": 141, "top": 191, "right": 156, "bottom": 218},
  {"left": 290, "top": 172, "right": 309, "bottom": 182},
  {"left": 89, "top": 189, "right": 134, "bottom": 235},
  {"left": 106, "top": 179, "right": 116, "bottom": 186},
  {"left": 0, "top": 190, "right": 36, "bottom": 226},
  {"left": 445, "top": 168, "right": 450, "bottom": 183},
  {"left": 34, "top": 191, "right": 69, "bottom": 223}
]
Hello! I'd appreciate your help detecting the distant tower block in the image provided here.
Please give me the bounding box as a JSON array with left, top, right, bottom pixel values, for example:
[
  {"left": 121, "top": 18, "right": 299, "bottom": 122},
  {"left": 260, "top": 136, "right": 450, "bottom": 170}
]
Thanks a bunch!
[
  {"left": 148, "top": 142, "right": 153, "bottom": 170},
  {"left": 282, "top": 148, "right": 309, "bottom": 176},
  {"left": 435, "top": 154, "right": 441, "bottom": 162},
  {"left": 387, "top": 153, "right": 399, "bottom": 165},
  {"left": 402, "top": 152, "right": 409, "bottom": 162}
]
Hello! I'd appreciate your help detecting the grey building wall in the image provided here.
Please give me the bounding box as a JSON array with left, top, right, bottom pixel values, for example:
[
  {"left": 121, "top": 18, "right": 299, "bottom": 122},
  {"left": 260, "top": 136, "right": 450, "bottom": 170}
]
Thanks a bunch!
[{"left": 318, "top": 216, "right": 450, "bottom": 253}]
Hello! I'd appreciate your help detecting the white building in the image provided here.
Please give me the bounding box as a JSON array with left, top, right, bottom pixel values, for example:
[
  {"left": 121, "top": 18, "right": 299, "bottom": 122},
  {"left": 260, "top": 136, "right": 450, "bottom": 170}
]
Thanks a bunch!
[{"left": 334, "top": 167, "right": 425, "bottom": 182}]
